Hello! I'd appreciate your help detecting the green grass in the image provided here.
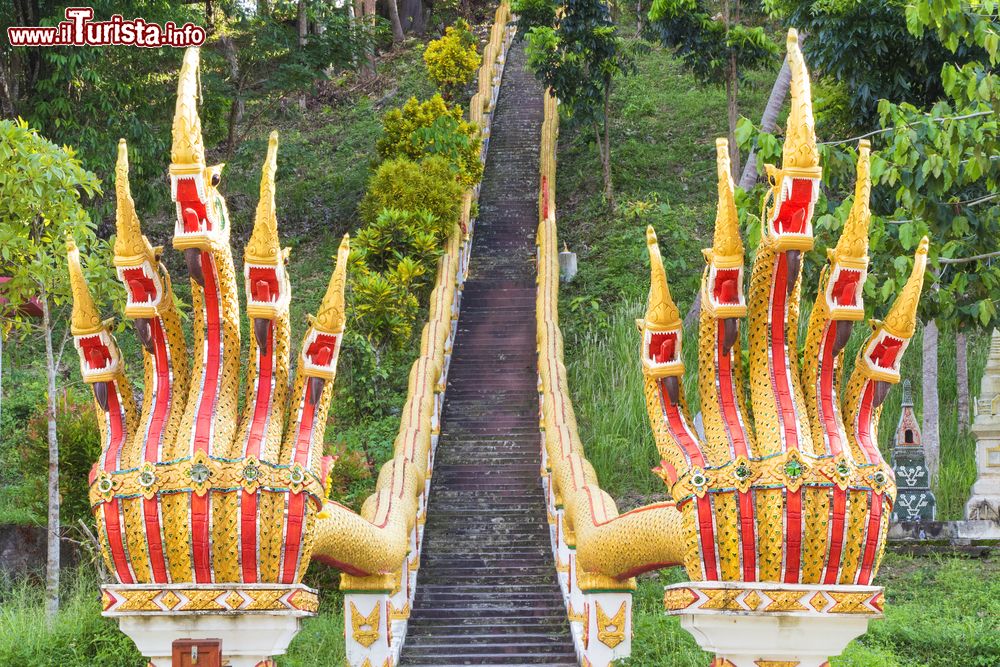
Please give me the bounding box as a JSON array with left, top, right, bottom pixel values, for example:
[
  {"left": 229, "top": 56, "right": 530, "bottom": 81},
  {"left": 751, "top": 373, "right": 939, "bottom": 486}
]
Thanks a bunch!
[
  {"left": 0, "top": 567, "right": 346, "bottom": 667},
  {"left": 619, "top": 552, "right": 1000, "bottom": 667}
]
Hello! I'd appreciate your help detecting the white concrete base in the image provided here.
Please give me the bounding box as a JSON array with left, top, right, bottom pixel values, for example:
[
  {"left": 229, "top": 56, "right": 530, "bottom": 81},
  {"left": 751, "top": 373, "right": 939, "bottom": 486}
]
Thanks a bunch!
[
  {"left": 118, "top": 613, "right": 303, "bottom": 667},
  {"left": 678, "top": 613, "right": 871, "bottom": 667}
]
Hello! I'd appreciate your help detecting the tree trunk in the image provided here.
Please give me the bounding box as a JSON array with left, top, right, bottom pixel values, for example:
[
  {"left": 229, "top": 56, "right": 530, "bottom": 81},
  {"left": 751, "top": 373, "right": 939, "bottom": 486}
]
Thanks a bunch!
[
  {"left": 739, "top": 55, "right": 791, "bottom": 190},
  {"left": 400, "top": 0, "right": 425, "bottom": 35},
  {"left": 725, "top": 55, "right": 740, "bottom": 180},
  {"left": 385, "top": 0, "right": 405, "bottom": 43},
  {"left": 957, "top": 330, "right": 970, "bottom": 432},
  {"left": 298, "top": 0, "right": 309, "bottom": 110},
  {"left": 922, "top": 320, "right": 940, "bottom": 481},
  {"left": 599, "top": 80, "right": 614, "bottom": 206},
  {"left": 220, "top": 35, "right": 243, "bottom": 155},
  {"left": 41, "top": 295, "right": 60, "bottom": 620}
]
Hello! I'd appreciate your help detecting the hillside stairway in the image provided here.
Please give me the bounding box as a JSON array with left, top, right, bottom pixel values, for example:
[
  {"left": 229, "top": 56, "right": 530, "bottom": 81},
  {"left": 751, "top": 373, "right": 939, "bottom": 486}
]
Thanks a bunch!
[{"left": 398, "top": 43, "right": 576, "bottom": 666}]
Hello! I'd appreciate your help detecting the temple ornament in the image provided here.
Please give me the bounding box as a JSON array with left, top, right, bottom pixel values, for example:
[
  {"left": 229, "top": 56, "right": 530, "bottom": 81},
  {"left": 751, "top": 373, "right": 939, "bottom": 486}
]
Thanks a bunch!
[
  {"left": 70, "top": 4, "right": 515, "bottom": 664},
  {"left": 536, "top": 29, "right": 928, "bottom": 667}
]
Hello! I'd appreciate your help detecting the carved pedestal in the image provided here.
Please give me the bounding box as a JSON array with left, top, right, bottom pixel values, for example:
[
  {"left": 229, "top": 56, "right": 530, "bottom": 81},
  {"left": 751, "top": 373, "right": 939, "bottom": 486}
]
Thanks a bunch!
[
  {"left": 102, "top": 583, "right": 317, "bottom": 667},
  {"left": 664, "top": 581, "right": 883, "bottom": 667},
  {"left": 967, "top": 330, "right": 1000, "bottom": 521}
]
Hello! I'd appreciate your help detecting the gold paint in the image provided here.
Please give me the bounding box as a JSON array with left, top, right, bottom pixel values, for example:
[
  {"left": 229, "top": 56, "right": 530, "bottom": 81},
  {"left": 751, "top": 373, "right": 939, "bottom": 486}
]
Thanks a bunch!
[
  {"left": 170, "top": 48, "right": 205, "bottom": 171},
  {"left": 596, "top": 601, "right": 627, "bottom": 649},
  {"left": 67, "top": 238, "right": 105, "bottom": 337},
  {"left": 350, "top": 601, "right": 381, "bottom": 648}
]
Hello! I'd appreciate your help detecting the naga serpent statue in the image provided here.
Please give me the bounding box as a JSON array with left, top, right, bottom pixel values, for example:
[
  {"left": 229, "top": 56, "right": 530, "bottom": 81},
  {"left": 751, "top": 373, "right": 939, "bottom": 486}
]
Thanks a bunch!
[
  {"left": 69, "top": 47, "right": 429, "bottom": 596},
  {"left": 641, "top": 30, "right": 927, "bottom": 587},
  {"left": 537, "top": 29, "right": 927, "bottom": 666}
]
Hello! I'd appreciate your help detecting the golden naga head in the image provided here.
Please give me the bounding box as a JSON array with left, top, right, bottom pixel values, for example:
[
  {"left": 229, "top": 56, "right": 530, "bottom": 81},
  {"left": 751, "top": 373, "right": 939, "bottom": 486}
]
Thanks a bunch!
[
  {"left": 824, "top": 140, "right": 872, "bottom": 323},
  {"left": 170, "top": 47, "right": 228, "bottom": 254},
  {"left": 702, "top": 138, "right": 747, "bottom": 321},
  {"left": 763, "top": 29, "right": 820, "bottom": 254},
  {"left": 861, "top": 236, "right": 929, "bottom": 384},
  {"left": 639, "top": 226, "right": 684, "bottom": 383},
  {"left": 301, "top": 234, "right": 351, "bottom": 382},
  {"left": 244, "top": 131, "right": 291, "bottom": 322},
  {"left": 113, "top": 139, "right": 164, "bottom": 322},
  {"left": 68, "top": 237, "right": 122, "bottom": 392}
]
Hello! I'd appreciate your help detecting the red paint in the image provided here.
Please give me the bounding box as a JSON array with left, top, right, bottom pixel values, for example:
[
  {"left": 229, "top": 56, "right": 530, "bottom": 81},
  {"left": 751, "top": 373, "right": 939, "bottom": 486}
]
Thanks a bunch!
[
  {"left": 818, "top": 324, "right": 844, "bottom": 456},
  {"left": 240, "top": 324, "right": 275, "bottom": 583},
  {"left": 193, "top": 251, "right": 222, "bottom": 455},
  {"left": 192, "top": 251, "right": 223, "bottom": 584},
  {"left": 280, "top": 382, "right": 320, "bottom": 584},
  {"left": 769, "top": 253, "right": 800, "bottom": 451},
  {"left": 784, "top": 489, "right": 802, "bottom": 583},
  {"left": 823, "top": 488, "right": 847, "bottom": 585},
  {"left": 281, "top": 492, "right": 306, "bottom": 583},
  {"left": 102, "top": 388, "right": 133, "bottom": 583},
  {"left": 773, "top": 179, "right": 812, "bottom": 234},
  {"left": 713, "top": 268, "right": 741, "bottom": 305},
  {"left": 191, "top": 492, "right": 211, "bottom": 583},
  {"left": 858, "top": 493, "right": 883, "bottom": 585},
  {"left": 248, "top": 267, "right": 279, "bottom": 304},
  {"left": 121, "top": 267, "right": 157, "bottom": 304},
  {"left": 79, "top": 335, "right": 112, "bottom": 372},
  {"left": 659, "top": 385, "right": 718, "bottom": 580},
  {"left": 648, "top": 332, "right": 678, "bottom": 363},
  {"left": 831, "top": 270, "right": 861, "bottom": 307},
  {"left": 738, "top": 491, "right": 756, "bottom": 581},
  {"left": 716, "top": 322, "right": 749, "bottom": 458},
  {"left": 175, "top": 179, "right": 209, "bottom": 231},
  {"left": 141, "top": 318, "right": 172, "bottom": 583},
  {"left": 856, "top": 382, "right": 880, "bottom": 463}
]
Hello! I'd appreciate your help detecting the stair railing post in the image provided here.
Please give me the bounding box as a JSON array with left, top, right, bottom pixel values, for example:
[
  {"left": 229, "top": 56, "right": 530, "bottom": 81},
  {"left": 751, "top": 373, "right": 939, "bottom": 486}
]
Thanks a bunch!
[
  {"left": 579, "top": 573, "right": 635, "bottom": 667},
  {"left": 342, "top": 575, "right": 395, "bottom": 667}
]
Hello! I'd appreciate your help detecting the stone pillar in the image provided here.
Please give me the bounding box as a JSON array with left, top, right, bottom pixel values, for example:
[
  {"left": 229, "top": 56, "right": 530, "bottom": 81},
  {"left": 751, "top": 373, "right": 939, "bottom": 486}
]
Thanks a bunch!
[
  {"left": 967, "top": 329, "right": 1000, "bottom": 521},
  {"left": 665, "top": 581, "right": 883, "bottom": 667},
  {"left": 891, "top": 380, "right": 936, "bottom": 521}
]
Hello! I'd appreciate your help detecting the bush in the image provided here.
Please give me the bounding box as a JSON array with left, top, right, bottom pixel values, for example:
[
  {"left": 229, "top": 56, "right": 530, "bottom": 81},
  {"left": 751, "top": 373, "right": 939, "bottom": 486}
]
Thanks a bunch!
[
  {"left": 350, "top": 270, "right": 421, "bottom": 350},
  {"left": 359, "top": 155, "right": 464, "bottom": 228},
  {"left": 22, "top": 394, "right": 102, "bottom": 529},
  {"left": 375, "top": 96, "right": 483, "bottom": 189},
  {"left": 353, "top": 208, "right": 445, "bottom": 272},
  {"left": 423, "top": 20, "right": 481, "bottom": 99},
  {"left": 511, "top": 0, "right": 557, "bottom": 35}
]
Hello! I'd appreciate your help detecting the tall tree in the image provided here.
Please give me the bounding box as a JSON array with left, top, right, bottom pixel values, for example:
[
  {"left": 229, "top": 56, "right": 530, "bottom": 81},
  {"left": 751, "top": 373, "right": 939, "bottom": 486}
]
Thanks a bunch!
[
  {"left": 647, "top": 0, "right": 776, "bottom": 178},
  {"left": 0, "top": 119, "right": 113, "bottom": 618},
  {"left": 525, "top": 0, "right": 635, "bottom": 205},
  {"left": 737, "top": 0, "right": 998, "bottom": 485}
]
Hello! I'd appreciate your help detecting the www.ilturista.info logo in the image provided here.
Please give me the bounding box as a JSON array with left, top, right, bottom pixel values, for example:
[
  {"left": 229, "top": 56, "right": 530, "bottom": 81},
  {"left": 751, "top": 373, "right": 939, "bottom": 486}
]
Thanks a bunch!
[{"left": 7, "top": 7, "right": 206, "bottom": 48}]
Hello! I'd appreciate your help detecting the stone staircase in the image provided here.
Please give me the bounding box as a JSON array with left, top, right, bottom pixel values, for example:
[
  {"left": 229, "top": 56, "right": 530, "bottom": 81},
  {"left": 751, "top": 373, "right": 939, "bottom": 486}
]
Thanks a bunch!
[{"left": 398, "top": 43, "right": 576, "bottom": 666}]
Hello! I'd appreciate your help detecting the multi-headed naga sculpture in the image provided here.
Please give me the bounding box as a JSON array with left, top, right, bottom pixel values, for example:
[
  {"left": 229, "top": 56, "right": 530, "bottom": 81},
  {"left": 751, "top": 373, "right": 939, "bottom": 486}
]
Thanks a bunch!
[
  {"left": 71, "top": 47, "right": 348, "bottom": 589},
  {"left": 642, "top": 31, "right": 926, "bottom": 588},
  {"left": 537, "top": 29, "right": 928, "bottom": 667}
]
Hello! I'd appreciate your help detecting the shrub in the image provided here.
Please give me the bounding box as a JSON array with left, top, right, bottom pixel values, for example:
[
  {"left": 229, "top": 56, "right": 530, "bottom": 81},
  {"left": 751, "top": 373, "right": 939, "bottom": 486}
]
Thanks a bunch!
[
  {"left": 350, "top": 270, "right": 421, "bottom": 350},
  {"left": 423, "top": 20, "right": 481, "bottom": 99},
  {"left": 375, "top": 96, "right": 483, "bottom": 189},
  {"left": 511, "top": 0, "right": 558, "bottom": 35},
  {"left": 359, "top": 155, "right": 464, "bottom": 228},
  {"left": 23, "top": 394, "right": 102, "bottom": 528},
  {"left": 353, "top": 208, "right": 445, "bottom": 273}
]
